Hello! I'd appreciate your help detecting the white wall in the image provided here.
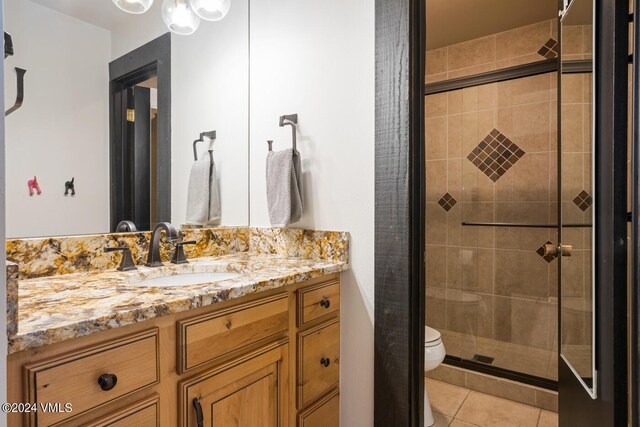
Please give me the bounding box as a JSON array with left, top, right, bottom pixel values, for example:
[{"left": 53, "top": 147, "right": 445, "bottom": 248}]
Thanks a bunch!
[
  {"left": 109, "top": 2, "right": 167, "bottom": 60},
  {"left": 249, "top": 1, "right": 375, "bottom": 425},
  {"left": 171, "top": 0, "right": 249, "bottom": 227},
  {"left": 4, "top": 0, "right": 111, "bottom": 238}
]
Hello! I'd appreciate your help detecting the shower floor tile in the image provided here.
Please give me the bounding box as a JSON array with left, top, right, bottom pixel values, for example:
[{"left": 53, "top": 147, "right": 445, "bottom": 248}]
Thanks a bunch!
[
  {"left": 426, "top": 379, "right": 558, "bottom": 427},
  {"left": 439, "top": 329, "right": 558, "bottom": 380}
]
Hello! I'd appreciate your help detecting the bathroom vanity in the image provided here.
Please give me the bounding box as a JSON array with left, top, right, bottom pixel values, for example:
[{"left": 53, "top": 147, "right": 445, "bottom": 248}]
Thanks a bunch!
[{"left": 5, "top": 228, "right": 348, "bottom": 426}]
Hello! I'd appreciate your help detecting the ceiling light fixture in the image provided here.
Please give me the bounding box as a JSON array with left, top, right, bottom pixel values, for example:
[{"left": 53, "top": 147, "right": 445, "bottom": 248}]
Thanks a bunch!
[
  {"left": 113, "top": 0, "right": 229, "bottom": 34},
  {"left": 112, "top": 0, "right": 153, "bottom": 14},
  {"left": 161, "top": 0, "right": 201, "bottom": 35},
  {"left": 190, "top": 0, "right": 231, "bottom": 21}
]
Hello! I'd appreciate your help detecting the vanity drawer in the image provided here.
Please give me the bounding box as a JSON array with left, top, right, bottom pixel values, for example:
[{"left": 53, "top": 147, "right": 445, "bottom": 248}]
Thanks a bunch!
[
  {"left": 297, "top": 389, "right": 339, "bottom": 427},
  {"left": 298, "top": 319, "right": 340, "bottom": 408},
  {"left": 85, "top": 395, "right": 159, "bottom": 427},
  {"left": 178, "top": 294, "right": 289, "bottom": 373},
  {"left": 25, "top": 329, "right": 159, "bottom": 426},
  {"left": 298, "top": 280, "right": 340, "bottom": 327}
]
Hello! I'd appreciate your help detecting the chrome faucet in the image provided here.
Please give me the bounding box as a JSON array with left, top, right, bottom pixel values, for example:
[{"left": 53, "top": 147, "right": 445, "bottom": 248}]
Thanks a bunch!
[{"left": 146, "top": 222, "right": 180, "bottom": 267}]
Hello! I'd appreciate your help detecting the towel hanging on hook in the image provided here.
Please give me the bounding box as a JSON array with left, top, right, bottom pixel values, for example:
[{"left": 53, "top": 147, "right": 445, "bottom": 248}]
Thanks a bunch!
[{"left": 193, "top": 130, "right": 216, "bottom": 163}]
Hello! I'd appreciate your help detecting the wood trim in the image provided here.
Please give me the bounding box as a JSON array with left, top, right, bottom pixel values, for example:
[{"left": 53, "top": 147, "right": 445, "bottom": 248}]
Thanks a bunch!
[
  {"left": 374, "top": 0, "right": 425, "bottom": 424},
  {"left": 84, "top": 394, "right": 159, "bottom": 427},
  {"left": 23, "top": 328, "right": 159, "bottom": 426},
  {"left": 176, "top": 293, "right": 289, "bottom": 374}
]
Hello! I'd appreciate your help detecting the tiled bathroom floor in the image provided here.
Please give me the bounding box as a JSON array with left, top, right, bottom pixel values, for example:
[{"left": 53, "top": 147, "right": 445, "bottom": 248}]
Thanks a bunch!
[{"left": 427, "top": 379, "right": 558, "bottom": 427}]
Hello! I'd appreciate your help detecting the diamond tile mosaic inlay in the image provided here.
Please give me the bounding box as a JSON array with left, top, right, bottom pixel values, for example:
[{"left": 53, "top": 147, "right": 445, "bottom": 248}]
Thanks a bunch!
[
  {"left": 572, "top": 190, "right": 592, "bottom": 211},
  {"left": 438, "top": 193, "right": 457, "bottom": 212},
  {"left": 537, "top": 38, "right": 559, "bottom": 59},
  {"left": 466, "top": 129, "right": 525, "bottom": 182},
  {"left": 536, "top": 241, "right": 556, "bottom": 263}
]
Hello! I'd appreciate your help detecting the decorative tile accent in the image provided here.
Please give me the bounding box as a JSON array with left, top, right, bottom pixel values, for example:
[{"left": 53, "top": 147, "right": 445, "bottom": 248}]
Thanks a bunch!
[
  {"left": 466, "top": 129, "right": 525, "bottom": 182},
  {"left": 536, "top": 241, "right": 556, "bottom": 263},
  {"left": 572, "top": 190, "right": 592, "bottom": 211},
  {"left": 537, "top": 38, "right": 559, "bottom": 59},
  {"left": 438, "top": 193, "right": 457, "bottom": 212}
]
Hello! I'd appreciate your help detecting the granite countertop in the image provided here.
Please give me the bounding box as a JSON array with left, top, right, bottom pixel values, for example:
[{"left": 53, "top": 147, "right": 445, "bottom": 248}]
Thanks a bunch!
[{"left": 9, "top": 253, "right": 348, "bottom": 355}]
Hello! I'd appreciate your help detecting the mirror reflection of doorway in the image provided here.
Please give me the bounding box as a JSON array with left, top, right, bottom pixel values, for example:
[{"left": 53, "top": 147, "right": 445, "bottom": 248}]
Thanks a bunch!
[{"left": 109, "top": 33, "right": 171, "bottom": 232}]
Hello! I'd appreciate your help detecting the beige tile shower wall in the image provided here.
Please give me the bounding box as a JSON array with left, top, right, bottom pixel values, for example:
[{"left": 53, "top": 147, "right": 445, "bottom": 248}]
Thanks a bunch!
[
  {"left": 426, "top": 20, "right": 558, "bottom": 83},
  {"left": 426, "top": 73, "right": 559, "bottom": 361},
  {"left": 426, "top": 22, "right": 596, "bottom": 381}
]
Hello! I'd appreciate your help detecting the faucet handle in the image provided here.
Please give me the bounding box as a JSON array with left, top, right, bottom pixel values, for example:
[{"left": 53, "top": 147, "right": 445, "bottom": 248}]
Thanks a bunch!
[
  {"left": 105, "top": 246, "right": 137, "bottom": 271},
  {"left": 171, "top": 240, "right": 197, "bottom": 265}
]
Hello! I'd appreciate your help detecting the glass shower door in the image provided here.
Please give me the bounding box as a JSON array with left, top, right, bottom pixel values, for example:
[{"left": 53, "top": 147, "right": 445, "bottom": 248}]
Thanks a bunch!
[{"left": 558, "top": 0, "right": 596, "bottom": 398}]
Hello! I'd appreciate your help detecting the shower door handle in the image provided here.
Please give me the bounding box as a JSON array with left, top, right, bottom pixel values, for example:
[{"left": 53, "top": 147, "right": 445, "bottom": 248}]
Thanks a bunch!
[{"left": 543, "top": 243, "right": 573, "bottom": 258}]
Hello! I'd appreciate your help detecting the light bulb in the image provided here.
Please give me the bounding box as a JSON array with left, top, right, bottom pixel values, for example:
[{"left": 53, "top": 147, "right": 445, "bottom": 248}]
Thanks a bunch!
[
  {"left": 189, "top": 0, "right": 230, "bottom": 21},
  {"left": 112, "top": 0, "right": 153, "bottom": 14},
  {"left": 162, "top": 0, "right": 201, "bottom": 35}
]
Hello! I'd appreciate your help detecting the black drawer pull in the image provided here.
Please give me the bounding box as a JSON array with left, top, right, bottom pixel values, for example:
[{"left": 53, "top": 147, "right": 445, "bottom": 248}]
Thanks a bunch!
[
  {"left": 97, "top": 373, "right": 118, "bottom": 391},
  {"left": 320, "top": 298, "right": 331, "bottom": 309},
  {"left": 320, "top": 357, "right": 331, "bottom": 368},
  {"left": 193, "top": 397, "right": 204, "bottom": 427}
]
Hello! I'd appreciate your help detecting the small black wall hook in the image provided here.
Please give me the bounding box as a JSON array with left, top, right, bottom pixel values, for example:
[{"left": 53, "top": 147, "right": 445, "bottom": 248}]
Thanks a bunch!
[
  {"left": 5, "top": 67, "right": 26, "bottom": 117},
  {"left": 64, "top": 177, "right": 75, "bottom": 196}
]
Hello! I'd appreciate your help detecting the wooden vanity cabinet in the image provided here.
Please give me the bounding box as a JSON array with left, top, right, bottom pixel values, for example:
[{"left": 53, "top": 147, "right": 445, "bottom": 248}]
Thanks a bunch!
[
  {"left": 6, "top": 273, "right": 340, "bottom": 427},
  {"left": 179, "top": 342, "right": 289, "bottom": 427}
]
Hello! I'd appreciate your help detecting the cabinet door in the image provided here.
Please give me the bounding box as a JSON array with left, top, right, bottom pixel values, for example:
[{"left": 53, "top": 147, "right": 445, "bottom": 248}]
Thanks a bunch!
[{"left": 181, "top": 343, "right": 289, "bottom": 427}]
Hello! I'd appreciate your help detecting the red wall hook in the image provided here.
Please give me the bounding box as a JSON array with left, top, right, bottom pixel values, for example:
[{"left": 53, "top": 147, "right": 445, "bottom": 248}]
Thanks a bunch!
[{"left": 28, "top": 176, "right": 41, "bottom": 196}]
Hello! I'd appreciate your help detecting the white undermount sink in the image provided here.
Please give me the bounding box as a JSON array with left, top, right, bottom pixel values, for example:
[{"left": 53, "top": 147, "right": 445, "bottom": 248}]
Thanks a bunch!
[{"left": 131, "top": 272, "right": 241, "bottom": 288}]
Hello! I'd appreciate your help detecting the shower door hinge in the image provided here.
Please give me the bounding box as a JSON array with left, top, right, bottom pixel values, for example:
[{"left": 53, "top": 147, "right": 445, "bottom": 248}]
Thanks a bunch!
[{"left": 126, "top": 108, "right": 135, "bottom": 122}]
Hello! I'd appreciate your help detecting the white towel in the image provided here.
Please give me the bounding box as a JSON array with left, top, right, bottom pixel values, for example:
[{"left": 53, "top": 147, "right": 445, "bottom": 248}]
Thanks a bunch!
[
  {"left": 185, "top": 158, "right": 220, "bottom": 226},
  {"left": 266, "top": 148, "right": 303, "bottom": 227}
]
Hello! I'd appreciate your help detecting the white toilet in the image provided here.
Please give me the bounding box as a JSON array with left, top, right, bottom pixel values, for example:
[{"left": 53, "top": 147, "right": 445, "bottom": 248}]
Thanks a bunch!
[{"left": 424, "top": 326, "right": 446, "bottom": 426}]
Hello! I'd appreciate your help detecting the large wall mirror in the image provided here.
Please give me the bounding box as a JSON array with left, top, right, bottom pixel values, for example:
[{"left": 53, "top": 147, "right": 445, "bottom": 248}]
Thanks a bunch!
[
  {"left": 3, "top": 0, "right": 249, "bottom": 238},
  {"left": 559, "top": 0, "right": 596, "bottom": 398}
]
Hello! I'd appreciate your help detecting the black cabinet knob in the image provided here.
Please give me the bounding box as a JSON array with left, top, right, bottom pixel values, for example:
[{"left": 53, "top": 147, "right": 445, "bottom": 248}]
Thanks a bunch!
[
  {"left": 320, "top": 357, "right": 331, "bottom": 368},
  {"left": 320, "top": 298, "right": 331, "bottom": 309},
  {"left": 97, "top": 373, "right": 118, "bottom": 391}
]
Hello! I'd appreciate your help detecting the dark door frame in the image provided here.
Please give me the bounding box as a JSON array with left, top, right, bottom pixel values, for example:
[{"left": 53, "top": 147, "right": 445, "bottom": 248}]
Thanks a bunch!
[
  {"left": 109, "top": 33, "right": 171, "bottom": 232},
  {"left": 558, "top": 0, "right": 629, "bottom": 425},
  {"left": 374, "top": 0, "right": 426, "bottom": 425}
]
